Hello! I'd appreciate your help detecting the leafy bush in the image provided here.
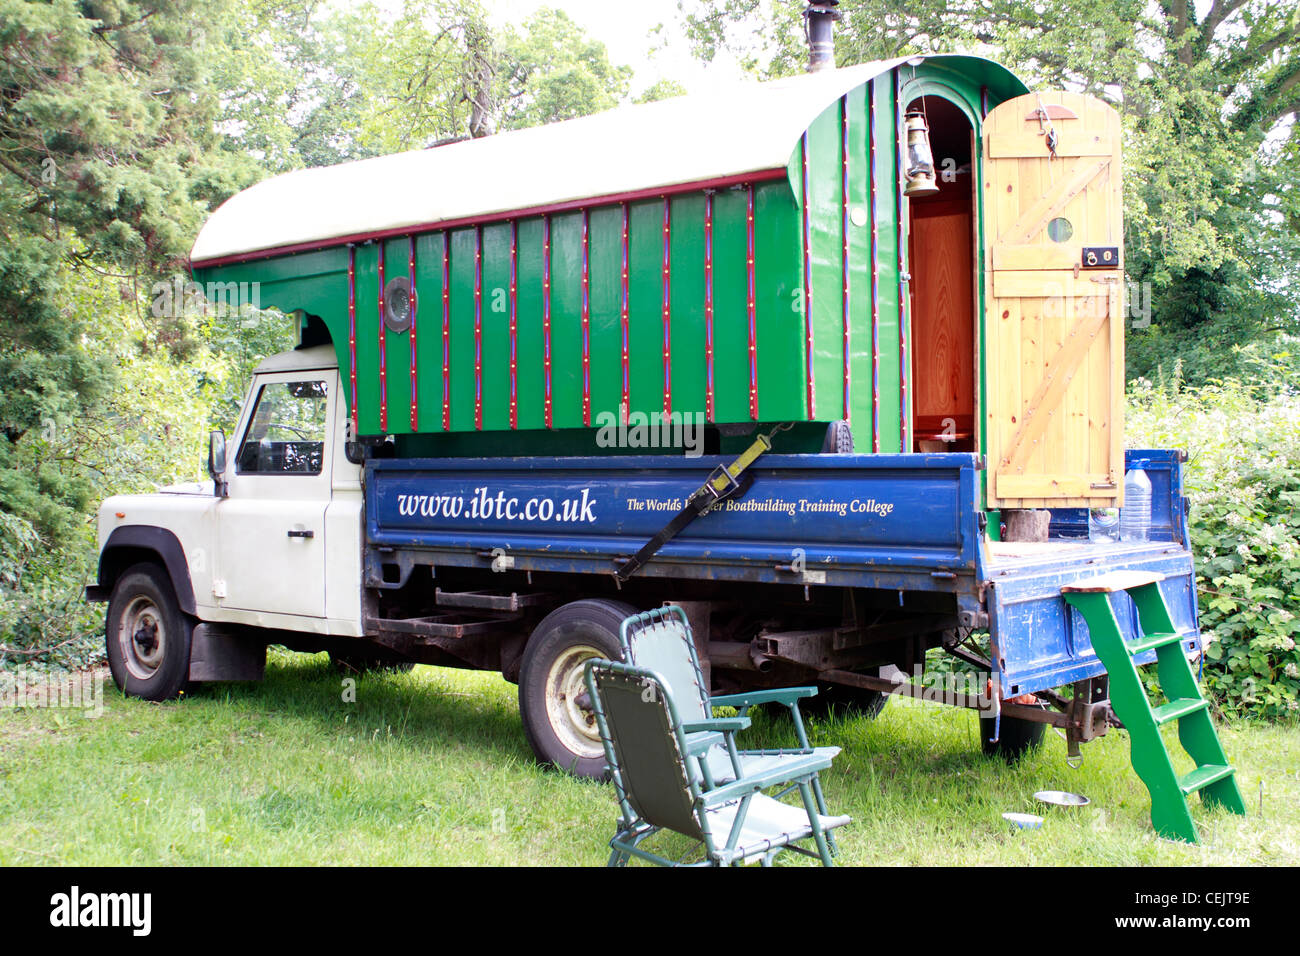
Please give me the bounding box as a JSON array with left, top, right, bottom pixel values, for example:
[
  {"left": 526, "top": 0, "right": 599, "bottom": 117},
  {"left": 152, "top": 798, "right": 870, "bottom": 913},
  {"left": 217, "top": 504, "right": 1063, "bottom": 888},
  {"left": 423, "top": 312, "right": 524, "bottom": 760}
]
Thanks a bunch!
[
  {"left": 1128, "top": 350, "right": 1300, "bottom": 720},
  {"left": 0, "top": 513, "right": 103, "bottom": 674},
  {"left": 0, "top": 270, "right": 295, "bottom": 672}
]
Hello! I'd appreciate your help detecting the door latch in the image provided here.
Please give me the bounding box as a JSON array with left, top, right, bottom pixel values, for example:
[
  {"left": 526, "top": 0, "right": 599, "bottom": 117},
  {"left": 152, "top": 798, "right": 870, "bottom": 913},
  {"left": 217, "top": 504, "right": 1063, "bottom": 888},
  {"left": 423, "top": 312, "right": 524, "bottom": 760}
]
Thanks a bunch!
[{"left": 1081, "top": 246, "right": 1119, "bottom": 269}]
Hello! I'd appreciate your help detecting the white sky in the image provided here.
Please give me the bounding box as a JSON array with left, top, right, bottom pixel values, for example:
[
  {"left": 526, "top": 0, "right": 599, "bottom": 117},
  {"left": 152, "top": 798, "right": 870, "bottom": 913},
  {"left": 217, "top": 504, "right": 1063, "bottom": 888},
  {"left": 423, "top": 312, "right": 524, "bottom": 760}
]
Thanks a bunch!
[{"left": 486, "top": 0, "right": 749, "bottom": 96}]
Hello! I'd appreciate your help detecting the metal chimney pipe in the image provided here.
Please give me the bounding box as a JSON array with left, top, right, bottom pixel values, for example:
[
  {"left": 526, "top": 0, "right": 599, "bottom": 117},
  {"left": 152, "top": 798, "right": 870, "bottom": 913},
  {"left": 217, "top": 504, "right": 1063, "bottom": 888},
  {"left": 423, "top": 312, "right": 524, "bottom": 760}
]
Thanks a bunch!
[{"left": 804, "top": 1, "right": 841, "bottom": 73}]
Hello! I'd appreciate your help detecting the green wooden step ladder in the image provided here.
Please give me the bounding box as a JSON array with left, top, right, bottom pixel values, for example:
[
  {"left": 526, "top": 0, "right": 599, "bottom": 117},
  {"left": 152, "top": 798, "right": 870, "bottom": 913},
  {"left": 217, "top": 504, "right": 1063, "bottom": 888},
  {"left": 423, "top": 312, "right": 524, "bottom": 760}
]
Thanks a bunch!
[{"left": 1062, "top": 570, "right": 1246, "bottom": 844}]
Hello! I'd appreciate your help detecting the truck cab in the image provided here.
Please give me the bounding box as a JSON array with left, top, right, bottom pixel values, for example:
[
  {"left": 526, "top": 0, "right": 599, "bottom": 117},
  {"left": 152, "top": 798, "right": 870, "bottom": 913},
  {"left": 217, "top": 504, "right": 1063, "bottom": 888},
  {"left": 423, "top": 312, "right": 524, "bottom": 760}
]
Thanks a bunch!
[{"left": 93, "top": 346, "right": 366, "bottom": 699}]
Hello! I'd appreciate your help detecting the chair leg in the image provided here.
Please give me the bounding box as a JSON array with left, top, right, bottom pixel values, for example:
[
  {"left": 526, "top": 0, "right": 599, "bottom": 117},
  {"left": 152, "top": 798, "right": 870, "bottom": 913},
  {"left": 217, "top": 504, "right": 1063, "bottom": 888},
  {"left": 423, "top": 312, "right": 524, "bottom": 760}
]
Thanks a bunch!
[
  {"left": 799, "top": 781, "right": 835, "bottom": 867},
  {"left": 809, "top": 774, "right": 838, "bottom": 856},
  {"left": 607, "top": 827, "right": 631, "bottom": 867}
]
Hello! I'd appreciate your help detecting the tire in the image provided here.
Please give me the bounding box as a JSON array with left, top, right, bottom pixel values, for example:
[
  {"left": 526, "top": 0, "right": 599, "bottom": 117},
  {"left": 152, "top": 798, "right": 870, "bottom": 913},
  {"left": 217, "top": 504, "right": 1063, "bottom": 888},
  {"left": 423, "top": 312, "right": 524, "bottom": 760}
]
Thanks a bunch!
[
  {"left": 329, "top": 650, "right": 416, "bottom": 675},
  {"left": 978, "top": 712, "right": 1047, "bottom": 761},
  {"left": 518, "top": 598, "right": 636, "bottom": 778},
  {"left": 105, "top": 562, "right": 193, "bottom": 701},
  {"left": 821, "top": 420, "right": 854, "bottom": 453},
  {"left": 801, "top": 681, "right": 889, "bottom": 720}
]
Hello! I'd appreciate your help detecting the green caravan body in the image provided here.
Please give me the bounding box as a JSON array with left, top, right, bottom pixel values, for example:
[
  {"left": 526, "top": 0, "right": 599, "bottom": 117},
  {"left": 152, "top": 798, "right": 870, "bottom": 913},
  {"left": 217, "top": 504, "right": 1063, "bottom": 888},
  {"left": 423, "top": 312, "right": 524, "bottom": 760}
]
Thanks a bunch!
[{"left": 191, "top": 55, "right": 1026, "bottom": 461}]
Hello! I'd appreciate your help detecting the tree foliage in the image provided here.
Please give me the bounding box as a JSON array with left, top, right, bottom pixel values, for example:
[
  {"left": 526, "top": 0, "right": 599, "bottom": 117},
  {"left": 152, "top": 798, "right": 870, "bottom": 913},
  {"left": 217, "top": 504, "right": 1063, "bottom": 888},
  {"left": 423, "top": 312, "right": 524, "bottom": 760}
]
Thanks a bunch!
[
  {"left": 1129, "top": 357, "right": 1300, "bottom": 719},
  {"left": 0, "top": 0, "right": 259, "bottom": 543},
  {"left": 0, "top": 0, "right": 634, "bottom": 663}
]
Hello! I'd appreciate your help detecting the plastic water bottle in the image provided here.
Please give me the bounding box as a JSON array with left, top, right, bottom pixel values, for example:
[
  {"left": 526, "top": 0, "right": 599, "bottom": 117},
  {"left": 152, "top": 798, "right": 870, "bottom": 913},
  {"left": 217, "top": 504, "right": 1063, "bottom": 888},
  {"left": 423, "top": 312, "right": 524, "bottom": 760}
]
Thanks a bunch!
[
  {"left": 1120, "top": 459, "right": 1152, "bottom": 543},
  {"left": 1088, "top": 506, "right": 1120, "bottom": 543}
]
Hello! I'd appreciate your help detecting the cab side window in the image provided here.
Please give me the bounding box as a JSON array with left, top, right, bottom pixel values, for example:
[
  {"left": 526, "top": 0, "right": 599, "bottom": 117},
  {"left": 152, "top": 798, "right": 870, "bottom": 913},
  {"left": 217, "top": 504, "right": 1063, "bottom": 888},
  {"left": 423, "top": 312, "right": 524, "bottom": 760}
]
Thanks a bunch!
[{"left": 236, "top": 380, "right": 329, "bottom": 475}]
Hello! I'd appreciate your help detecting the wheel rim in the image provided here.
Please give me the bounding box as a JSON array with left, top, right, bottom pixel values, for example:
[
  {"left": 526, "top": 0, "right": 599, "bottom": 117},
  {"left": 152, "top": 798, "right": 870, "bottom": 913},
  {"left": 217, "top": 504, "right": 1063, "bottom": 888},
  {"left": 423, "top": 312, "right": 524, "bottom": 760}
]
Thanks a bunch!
[
  {"left": 544, "top": 643, "right": 605, "bottom": 761},
  {"left": 118, "top": 595, "right": 166, "bottom": 681}
]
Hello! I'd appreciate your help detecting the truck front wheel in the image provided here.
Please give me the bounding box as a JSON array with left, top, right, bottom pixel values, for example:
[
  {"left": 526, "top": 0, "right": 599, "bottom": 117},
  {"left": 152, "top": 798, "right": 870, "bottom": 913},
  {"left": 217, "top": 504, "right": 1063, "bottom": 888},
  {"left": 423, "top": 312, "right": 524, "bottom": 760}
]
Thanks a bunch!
[
  {"left": 518, "top": 599, "right": 635, "bottom": 779},
  {"left": 106, "top": 563, "right": 193, "bottom": 701}
]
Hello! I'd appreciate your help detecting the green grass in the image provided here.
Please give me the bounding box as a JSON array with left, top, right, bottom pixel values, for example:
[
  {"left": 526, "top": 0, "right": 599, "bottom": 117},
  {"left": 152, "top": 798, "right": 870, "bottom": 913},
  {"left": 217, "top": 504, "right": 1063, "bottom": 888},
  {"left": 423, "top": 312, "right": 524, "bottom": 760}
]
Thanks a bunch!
[{"left": 1, "top": 650, "right": 1296, "bottom": 866}]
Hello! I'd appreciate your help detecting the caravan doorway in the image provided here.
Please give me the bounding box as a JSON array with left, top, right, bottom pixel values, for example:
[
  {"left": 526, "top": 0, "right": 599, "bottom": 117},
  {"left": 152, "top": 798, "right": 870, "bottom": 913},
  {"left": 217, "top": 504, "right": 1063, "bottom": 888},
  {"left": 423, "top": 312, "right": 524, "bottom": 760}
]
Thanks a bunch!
[{"left": 906, "top": 95, "right": 978, "bottom": 454}]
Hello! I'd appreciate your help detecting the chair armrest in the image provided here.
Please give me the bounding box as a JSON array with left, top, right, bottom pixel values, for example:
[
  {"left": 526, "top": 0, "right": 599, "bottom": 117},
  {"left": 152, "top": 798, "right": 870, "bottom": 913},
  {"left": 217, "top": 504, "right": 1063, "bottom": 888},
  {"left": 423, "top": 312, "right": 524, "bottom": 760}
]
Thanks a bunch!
[
  {"left": 711, "top": 687, "right": 818, "bottom": 750},
  {"left": 699, "top": 753, "right": 834, "bottom": 807},
  {"left": 709, "top": 687, "right": 818, "bottom": 709},
  {"left": 683, "top": 731, "right": 725, "bottom": 756},
  {"left": 682, "top": 717, "right": 752, "bottom": 735}
]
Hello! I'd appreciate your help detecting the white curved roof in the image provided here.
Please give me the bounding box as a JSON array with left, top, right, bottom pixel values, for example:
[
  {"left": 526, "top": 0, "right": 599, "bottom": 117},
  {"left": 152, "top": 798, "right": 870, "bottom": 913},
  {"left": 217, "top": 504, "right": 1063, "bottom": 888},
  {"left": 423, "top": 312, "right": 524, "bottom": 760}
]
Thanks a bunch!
[
  {"left": 254, "top": 344, "right": 337, "bottom": 373},
  {"left": 192, "top": 56, "right": 1017, "bottom": 266}
]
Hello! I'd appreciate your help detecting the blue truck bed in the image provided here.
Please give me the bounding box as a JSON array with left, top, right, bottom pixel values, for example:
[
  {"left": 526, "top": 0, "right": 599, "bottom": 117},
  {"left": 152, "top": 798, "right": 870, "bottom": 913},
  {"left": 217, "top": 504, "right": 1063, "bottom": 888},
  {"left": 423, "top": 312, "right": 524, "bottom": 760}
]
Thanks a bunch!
[{"left": 366, "top": 447, "right": 1200, "bottom": 697}]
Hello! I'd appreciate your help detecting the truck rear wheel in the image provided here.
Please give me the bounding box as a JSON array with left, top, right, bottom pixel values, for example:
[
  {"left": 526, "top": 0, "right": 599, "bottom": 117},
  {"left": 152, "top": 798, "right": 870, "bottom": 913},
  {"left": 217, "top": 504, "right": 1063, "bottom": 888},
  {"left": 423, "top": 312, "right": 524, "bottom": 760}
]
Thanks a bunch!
[
  {"left": 106, "top": 563, "right": 193, "bottom": 701},
  {"left": 518, "top": 598, "right": 635, "bottom": 779}
]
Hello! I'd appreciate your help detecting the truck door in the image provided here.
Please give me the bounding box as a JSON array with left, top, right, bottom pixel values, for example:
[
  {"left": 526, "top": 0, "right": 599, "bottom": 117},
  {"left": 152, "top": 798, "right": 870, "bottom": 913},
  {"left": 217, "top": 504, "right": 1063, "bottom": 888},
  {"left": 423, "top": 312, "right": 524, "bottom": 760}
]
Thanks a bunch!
[
  {"left": 981, "top": 92, "right": 1125, "bottom": 508},
  {"left": 215, "top": 371, "right": 333, "bottom": 619}
]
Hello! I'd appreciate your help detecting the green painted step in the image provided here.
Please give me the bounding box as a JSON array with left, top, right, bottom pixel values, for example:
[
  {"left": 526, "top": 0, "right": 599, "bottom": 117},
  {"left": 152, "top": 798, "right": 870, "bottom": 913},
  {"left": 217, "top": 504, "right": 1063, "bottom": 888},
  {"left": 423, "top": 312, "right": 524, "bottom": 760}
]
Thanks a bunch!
[
  {"left": 1126, "top": 630, "right": 1185, "bottom": 656},
  {"left": 1179, "top": 764, "right": 1235, "bottom": 795},
  {"left": 1062, "top": 571, "right": 1246, "bottom": 844},
  {"left": 1151, "top": 697, "right": 1209, "bottom": 725}
]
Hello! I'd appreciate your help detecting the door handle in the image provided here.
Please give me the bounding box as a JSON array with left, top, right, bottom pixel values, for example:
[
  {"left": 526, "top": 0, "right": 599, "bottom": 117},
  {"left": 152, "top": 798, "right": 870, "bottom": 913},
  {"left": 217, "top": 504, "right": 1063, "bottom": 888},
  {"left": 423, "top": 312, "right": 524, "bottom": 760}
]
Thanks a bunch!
[{"left": 287, "top": 529, "right": 315, "bottom": 539}]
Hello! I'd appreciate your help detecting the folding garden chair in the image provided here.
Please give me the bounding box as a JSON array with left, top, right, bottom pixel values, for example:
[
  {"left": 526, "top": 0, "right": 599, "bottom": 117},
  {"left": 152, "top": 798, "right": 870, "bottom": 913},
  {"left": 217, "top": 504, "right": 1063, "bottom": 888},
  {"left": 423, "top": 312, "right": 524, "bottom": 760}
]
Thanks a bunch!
[
  {"left": 617, "top": 605, "right": 843, "bottom": 850},
  {"left": 583, "top": 658, "right": 851, "bottom": 866}
]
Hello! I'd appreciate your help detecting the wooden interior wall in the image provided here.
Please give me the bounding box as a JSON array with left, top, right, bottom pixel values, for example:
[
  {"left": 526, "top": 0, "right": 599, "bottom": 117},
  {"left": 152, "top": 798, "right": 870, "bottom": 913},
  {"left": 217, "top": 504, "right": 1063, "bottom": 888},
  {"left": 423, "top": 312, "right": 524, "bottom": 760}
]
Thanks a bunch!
[{"left": 908, "top": 178, "right": 975, "bottom": 446}]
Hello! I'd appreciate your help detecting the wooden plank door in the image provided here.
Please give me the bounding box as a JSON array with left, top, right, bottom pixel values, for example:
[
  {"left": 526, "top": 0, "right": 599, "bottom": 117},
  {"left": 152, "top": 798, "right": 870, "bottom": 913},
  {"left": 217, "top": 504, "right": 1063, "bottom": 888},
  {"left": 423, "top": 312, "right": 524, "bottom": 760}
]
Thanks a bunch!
[{"left": 982, "top": 92, "right": 1124, "bottom": 508}]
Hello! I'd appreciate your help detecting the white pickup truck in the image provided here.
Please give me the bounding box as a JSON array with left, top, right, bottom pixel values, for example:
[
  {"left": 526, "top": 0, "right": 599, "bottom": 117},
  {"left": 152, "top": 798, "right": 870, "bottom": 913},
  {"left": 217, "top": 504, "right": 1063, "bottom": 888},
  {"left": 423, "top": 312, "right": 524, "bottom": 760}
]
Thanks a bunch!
[
  {"left": 90, "top": 345, "right": 369, "bottom": 696},
  {"left": 88, "top": 340, "right": 1203, "bottom": 778}
]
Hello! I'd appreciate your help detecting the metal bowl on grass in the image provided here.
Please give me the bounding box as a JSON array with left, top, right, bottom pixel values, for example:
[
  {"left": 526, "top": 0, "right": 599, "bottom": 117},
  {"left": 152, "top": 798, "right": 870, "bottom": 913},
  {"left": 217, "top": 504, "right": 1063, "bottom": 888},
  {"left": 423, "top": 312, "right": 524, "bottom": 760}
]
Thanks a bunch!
[{"left": 1034, "top": 790, "right": 1091, "bottom": 808}]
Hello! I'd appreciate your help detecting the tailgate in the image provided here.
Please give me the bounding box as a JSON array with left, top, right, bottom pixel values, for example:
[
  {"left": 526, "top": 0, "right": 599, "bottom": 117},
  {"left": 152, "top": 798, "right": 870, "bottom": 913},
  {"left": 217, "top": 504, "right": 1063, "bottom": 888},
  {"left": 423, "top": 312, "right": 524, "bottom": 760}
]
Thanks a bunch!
[{"left": 986, "top": 545, "right": 1202, "bottom": 697}]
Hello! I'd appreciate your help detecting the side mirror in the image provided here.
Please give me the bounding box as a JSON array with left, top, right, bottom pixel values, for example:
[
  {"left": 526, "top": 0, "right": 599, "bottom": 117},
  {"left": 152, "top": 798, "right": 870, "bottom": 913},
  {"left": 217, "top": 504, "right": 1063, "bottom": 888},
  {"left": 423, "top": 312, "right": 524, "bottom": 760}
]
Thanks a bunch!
[{"left": 208, "top": 430, "right": 228, "bottom": 497}]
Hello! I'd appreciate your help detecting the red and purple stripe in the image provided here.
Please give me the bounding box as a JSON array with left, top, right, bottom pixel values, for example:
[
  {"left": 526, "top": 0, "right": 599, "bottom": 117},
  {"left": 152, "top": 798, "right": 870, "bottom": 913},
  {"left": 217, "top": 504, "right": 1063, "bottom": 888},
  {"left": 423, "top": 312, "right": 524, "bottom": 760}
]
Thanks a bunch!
[
  {"left": 869, "top": 81, "right": 881, "bottom": 452},
  {"left": 581, "top": 209, "right": 591, "bottom": 426},
  {"left": 620, "top": 203, "right": 630, "bottom": 423},
  {"left": 840, "top": 97, "right": 851, "bottom": 424},
  {"left": 542, "top": 215, "right": 553, "bottom": 428},
  {"left": 800, "top": 133, "right": 816, "bottom": 419},
  {"left": 441, "top": 232, "right": 451, "bottom": 431},
  {"left": 509, "top": 220, "right": 519, "bottom": 429},
  {"left": 473, "top": 226, "right": 483, "bottom": 430},
  {"left": 347, "top": 244, "right": 358, "bottom": 433},
  {"left": 661, "top": 197, "right": 672, "bottom": 416},
  {"left": 377, "top": 242, "right": 388, "bottom": 432},
  {"left": 746, "top": 186, "right": 758, "bottom": 420},
  {"left": 704, "top": 190, "right": 716, "bottom": 422},
  {"left": 894, "top": 69, "right": 909, "bottom": 452},
  {"left": 408, "top": 236, "right": 418, "bottom": 431}
]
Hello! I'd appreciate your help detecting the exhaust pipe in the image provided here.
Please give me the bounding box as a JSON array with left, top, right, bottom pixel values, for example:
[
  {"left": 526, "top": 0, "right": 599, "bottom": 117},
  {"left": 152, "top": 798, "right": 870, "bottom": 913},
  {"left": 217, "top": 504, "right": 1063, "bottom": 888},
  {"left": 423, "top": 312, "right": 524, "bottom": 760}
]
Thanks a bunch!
[
  {"left": 804, "top": 1, "right": 841, "bottom": 73},
  {"left": 708, "top": 641, "right": 774, "bottom": 673}
]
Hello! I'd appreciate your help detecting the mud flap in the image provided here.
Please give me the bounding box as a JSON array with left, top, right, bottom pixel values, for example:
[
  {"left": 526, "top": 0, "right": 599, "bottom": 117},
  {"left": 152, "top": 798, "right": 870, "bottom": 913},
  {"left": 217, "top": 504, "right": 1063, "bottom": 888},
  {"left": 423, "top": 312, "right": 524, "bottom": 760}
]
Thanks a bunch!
[{"left": 188, "top": 624, "right": 266, "bottom": 682}]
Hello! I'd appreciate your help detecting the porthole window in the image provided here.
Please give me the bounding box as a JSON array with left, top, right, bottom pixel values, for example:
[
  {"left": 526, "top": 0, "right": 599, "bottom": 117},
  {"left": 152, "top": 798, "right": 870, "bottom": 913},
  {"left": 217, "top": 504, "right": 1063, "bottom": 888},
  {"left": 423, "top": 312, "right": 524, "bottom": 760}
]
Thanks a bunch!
[
  {"left": 383, "top": 276, "right": 413, "bottom": 333},
  {"left": 1047, "top": 217, "right": 1073, "bottom": 243}
]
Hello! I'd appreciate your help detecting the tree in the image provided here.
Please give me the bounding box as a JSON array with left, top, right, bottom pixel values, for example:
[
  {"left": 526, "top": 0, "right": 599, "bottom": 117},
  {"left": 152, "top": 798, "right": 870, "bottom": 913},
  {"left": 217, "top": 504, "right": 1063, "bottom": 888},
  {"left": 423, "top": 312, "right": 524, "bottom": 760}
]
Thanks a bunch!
[
  {"left": 636, "top": 78, "right": 689, "bottom": 104},
  {"left": 495, "top": 8, "right": 633, "bottom": 131},
  {"left": 207, "top": 0, "right": 375, "bottom": 170},
  {"left": 0, "top": 0, "right": 257, "bottom": 543}
]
